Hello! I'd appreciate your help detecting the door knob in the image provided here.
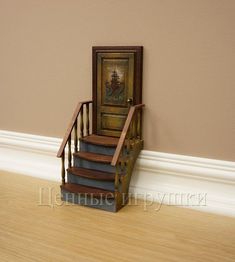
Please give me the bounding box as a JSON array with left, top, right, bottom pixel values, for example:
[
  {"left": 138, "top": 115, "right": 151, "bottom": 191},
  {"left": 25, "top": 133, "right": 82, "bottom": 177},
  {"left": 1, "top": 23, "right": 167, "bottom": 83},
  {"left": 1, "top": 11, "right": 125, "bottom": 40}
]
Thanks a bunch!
[{"left": 127, "top": 98, "right": 133, "bottom": 105}]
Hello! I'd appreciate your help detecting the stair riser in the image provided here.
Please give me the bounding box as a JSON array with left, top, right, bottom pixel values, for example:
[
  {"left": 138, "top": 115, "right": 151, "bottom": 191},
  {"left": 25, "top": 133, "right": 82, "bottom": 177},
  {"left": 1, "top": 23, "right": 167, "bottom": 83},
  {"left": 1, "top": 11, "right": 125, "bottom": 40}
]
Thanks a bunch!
[
  {"left": 80, "top": 141, "right": 115, "bottom": 156},
  {"left": 61, "top": 189, "right": 117, "bottom": 212},
  {"left": 67, "top": 173, "right": 115, "bottom": 191},
  {"left": 80, "top": 141, "right": 128, "bottom": 156},
  {"left": 74, "top": 157, "right": 115, "bottom": 173}
]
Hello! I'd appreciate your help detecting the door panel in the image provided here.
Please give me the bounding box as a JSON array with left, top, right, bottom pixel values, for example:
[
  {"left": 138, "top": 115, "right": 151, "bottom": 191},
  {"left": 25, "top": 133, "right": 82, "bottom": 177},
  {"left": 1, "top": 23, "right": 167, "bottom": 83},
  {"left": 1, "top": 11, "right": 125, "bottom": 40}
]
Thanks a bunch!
[
  {"left": 92, "top": 46, "right": 143, "bottom": 137},
  {"left": 101, "top": 113, "right": 126, "bottom": 133}
]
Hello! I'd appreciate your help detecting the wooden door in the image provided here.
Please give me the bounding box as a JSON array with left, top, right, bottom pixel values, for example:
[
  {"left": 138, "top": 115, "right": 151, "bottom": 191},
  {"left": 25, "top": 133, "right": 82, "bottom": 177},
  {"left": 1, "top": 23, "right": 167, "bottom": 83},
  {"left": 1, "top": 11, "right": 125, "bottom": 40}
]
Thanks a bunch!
[{"left": 92, "top": 46, "right": 143, "bottom": 137}]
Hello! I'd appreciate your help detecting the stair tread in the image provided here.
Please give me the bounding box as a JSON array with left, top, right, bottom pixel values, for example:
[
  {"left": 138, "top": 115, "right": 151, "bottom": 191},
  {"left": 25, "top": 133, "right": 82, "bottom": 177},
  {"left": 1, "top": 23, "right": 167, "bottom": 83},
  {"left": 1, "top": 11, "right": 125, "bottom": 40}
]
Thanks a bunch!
[
  {"left": 61, "top": 183, "right": 115, "bottom": 198},
  {"left": 74, "top": 151, "right": 113, "bottom": 163},
  {"left": 80, "top": 134, "right": 120, "bottom": 147},
  {"left": 67, "top": 167, "right": 115, "bottom": 181}
]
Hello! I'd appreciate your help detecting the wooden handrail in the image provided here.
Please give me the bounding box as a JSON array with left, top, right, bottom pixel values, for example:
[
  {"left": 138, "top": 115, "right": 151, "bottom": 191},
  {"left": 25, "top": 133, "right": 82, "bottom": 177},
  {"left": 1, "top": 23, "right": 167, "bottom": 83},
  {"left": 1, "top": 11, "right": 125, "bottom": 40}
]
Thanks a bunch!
[
  {"left": 111, "top": 104, "right": 145, "bottom": 166},
  {"left": 57, "top": 100, "right": 92, "bottom": 158}
]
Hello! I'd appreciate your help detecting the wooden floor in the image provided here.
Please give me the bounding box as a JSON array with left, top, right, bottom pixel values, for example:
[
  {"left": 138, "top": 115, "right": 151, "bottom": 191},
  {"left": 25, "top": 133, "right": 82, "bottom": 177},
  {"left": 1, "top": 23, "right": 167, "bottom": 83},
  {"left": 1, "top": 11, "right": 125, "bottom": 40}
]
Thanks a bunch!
[{"left": 1, "top": 171, "right": 235, "bottom": 262}]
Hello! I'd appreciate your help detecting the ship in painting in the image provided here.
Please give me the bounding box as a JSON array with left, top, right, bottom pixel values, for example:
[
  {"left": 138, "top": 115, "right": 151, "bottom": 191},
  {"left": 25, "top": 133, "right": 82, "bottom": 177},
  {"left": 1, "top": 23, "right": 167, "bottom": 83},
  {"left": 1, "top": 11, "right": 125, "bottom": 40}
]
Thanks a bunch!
[{"left": 105, "top": 70, "right": 125, "bottom": 104}]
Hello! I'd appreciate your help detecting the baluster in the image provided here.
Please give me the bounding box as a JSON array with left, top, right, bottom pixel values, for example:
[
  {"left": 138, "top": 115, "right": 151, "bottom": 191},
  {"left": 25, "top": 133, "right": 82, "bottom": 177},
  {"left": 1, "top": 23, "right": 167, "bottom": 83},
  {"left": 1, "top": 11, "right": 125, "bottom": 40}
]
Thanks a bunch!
[
  {"left": 127, "top": 132, "right": 131, "bottom": 155},
  {"left": 127, "top": 122, "right": 133, "bottom": 154},
  {"left": 121, "top": 147, "right": 125, "bottom": 171},
  {"left": 137, "top": 110, "right": 141, "bottom": 139},
  {"left": 80, "top": 105, "right": 84, "bottom": 138},
  {"left": 133, "top": 112, "right": 137, "bottom": 139},
  {"left": 130, "top": 119, "right": 135, "bottom": 143},
  {"left": 68, "top": 134, "right": 72, "bottom": 168},
  {"left": 86, "top": 103, "right": 90, "bottom": 135},
  {"left": 61, "top": 151, "right": 65, "bottom": 184},
  {"left": 74, "top": 118, "right": 78, "bottom": 152}
]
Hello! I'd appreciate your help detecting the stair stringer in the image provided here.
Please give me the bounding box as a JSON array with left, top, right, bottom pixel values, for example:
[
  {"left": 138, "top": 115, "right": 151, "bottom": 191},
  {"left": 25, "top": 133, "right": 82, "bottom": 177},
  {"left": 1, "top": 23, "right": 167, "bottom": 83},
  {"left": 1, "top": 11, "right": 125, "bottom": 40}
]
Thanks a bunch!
[{"left": 115, "top": 139, "right": 144, "bottom": 210}]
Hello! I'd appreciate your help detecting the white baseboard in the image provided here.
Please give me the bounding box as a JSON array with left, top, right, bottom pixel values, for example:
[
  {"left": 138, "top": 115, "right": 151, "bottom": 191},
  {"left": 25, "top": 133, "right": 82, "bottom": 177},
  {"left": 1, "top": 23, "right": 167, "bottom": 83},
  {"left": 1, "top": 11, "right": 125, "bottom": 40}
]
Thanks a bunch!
[
  {"left": 0, "top": 130, "right": 61, "bottom": 181},
  {"left": 1, "top": 130, "right": 235, "bottom": 217}
]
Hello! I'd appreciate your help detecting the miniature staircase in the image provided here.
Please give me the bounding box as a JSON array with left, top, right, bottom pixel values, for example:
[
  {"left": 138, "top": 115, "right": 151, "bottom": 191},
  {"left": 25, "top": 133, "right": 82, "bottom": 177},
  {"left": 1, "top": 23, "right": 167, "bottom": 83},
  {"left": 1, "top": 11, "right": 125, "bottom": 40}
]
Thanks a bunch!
[
  {"left": 61, "top": 135, "right": 122, "bottom": 212},
  {"left": 57, "top": 101, "right": 144, "bottom": 212}
]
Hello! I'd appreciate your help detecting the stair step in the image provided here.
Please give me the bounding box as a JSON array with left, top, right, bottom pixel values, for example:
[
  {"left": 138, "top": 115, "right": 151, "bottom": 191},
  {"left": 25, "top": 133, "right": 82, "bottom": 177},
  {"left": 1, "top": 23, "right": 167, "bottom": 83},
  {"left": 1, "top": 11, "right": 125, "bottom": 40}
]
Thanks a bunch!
[
  {"left": 67, "top": 167, "right": 115, "bottom": 181},
  {"left": 61, "top": 183, "right": 115, "bottom": 198},
  {"left": 74, "top": 151, "right": 113, "bottom": 164},
  {"left": 80, "top": 134, "right": 120, "bottom": 147}
]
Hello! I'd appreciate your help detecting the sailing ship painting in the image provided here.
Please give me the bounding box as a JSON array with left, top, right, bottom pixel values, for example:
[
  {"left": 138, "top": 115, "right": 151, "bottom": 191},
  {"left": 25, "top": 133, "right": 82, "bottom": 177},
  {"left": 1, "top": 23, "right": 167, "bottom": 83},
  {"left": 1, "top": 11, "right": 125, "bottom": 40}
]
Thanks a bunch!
[{"left": 104, "top": 69, "right": 125, "bottom": 105}]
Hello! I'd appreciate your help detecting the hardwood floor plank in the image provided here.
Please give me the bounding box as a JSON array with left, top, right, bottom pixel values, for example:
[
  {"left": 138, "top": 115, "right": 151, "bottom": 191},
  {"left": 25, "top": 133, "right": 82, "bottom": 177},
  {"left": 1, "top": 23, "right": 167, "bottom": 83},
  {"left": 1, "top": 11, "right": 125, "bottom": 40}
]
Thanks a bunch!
[{"left": 0, "top": 171, "right": 235, "bottom": 262}]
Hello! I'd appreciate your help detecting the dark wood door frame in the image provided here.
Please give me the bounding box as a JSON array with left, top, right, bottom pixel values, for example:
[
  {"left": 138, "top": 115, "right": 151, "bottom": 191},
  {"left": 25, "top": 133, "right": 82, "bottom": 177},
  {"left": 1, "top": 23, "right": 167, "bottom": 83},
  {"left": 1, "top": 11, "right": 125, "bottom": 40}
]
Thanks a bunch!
[{"left": 92, "top": 46, "right": 143, "bottom": 135}]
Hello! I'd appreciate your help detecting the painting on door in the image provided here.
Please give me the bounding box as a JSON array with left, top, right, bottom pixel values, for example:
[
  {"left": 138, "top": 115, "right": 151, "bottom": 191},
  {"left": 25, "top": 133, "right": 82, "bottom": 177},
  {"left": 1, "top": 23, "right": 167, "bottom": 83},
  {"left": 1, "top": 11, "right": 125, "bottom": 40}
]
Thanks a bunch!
[{"left": 103, "top": 59, "right": 128, "bottom": 106}]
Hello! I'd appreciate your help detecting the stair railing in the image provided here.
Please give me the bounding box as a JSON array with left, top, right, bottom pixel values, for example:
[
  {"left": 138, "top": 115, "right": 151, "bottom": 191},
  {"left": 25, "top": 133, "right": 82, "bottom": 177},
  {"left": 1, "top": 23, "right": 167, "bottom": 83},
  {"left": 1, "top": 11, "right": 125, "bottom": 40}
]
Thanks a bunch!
[
  {"left": 57, "top": 100, "right": 92, "bottom": 185},
  {"left": 111, "top": 104, "right": 145, "bottom": 193}
]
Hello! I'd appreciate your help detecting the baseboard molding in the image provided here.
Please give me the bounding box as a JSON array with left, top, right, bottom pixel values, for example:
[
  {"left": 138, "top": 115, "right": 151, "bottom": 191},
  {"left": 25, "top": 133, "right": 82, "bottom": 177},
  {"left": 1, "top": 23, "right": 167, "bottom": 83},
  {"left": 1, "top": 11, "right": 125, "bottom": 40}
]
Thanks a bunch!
[{"left": 1, "top": 130, "right": 235, "bottom": 217}]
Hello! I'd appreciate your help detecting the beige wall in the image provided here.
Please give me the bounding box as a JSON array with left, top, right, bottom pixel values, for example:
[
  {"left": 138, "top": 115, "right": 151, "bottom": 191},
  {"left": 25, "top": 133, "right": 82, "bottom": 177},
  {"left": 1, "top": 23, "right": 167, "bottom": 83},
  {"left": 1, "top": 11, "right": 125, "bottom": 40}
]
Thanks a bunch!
[{"left": 0, "top": 0, "right": 234, "bottom": 161}]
